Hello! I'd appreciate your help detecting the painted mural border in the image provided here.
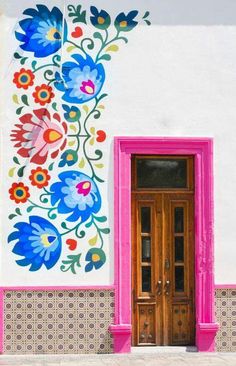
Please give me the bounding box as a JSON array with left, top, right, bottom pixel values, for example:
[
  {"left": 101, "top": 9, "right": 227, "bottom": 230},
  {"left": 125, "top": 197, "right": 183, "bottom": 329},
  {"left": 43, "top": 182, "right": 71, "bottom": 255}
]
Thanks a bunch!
[{"left": 111, "top": 136, "right": 219, "bottom": 353}]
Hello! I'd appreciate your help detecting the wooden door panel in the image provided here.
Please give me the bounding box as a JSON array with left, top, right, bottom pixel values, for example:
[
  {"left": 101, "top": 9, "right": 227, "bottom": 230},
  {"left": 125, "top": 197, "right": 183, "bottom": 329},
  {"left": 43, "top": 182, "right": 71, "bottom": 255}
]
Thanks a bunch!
[
  {"left": 131, "top": 157, "right": 195, "bottom": 347},
  {"left": 137, "top": 304, "right": 156, "bottom": 344}
]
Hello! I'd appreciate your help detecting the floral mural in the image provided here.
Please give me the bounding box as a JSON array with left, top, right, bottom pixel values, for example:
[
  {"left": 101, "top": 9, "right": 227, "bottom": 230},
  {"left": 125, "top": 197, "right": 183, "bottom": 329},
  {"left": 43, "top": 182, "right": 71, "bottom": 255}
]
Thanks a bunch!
[{"left": 8, "top": 4, "right": 151, "bottom": 274}]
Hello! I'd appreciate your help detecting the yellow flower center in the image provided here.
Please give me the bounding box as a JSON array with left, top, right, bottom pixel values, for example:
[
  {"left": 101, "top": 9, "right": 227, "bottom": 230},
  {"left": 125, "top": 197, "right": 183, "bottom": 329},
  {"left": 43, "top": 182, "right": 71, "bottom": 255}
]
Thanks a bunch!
[
  {"left": 41, "top": 234, "right": 56, "bottom": 248},
  {"left": 85, "top": 85, "right": 94, "bottom": 94},
  {"left": 69, "top": 111, "right": 77, "bottom": 118},
  {"left": 46, "top": 27, "right": 61, "bottom": 41},
  {"left": 82, "top": 182, "right": 90, "bottom": 190},
  {"left": 98, "top": 16, "right": 105, "bottom": 25},
  {"left": 92, "top": 254, "right": 100, "bottom": 262},
  {"left": 120, "top": 20, "right": 127, "bottom": 28},
  {"left": 66, "top": 154, "right": 74, "bottom": 161}
]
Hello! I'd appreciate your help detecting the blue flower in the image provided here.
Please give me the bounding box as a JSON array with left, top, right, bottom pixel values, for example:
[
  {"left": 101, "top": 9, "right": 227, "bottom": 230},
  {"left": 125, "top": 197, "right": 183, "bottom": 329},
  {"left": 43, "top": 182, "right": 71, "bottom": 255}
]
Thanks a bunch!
[
  {"left": 50, "top": 171, "right": 101, "bottom": 222},
  {"left": 59, "top": 150, "right": 78, "bottom": 167},
  {"left": 15, "top": 5, "right": 67, "bottom": 58},
  {"left": 85, "top": 248, "right": 106, "bottom": 272},
  {"left": 8, "top": 216, "right": 62, "bottom": 271},
  {"left": 54, "top": 54, "right": 105, "bottom": 104},
  {"left": 62, "top": 104, "right": 81, "bottom": 122},
  {"left": 90, "top": 6, "right": 111, "bottom": 30},
  {"left": 114, "top": 10, "right": 138, "bottom": 32}
]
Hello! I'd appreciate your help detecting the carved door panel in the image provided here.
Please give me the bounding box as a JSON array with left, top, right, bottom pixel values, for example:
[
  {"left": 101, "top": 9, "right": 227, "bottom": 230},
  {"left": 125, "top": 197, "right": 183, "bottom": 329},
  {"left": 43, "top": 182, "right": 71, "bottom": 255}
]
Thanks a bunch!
[{"left": 131, "top": 156, "right": 195, "bottom": 346}]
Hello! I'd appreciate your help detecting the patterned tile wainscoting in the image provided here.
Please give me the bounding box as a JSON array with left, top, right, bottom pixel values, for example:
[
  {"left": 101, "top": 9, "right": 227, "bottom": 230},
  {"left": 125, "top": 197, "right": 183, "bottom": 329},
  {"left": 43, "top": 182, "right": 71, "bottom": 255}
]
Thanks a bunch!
[
  {"left": 4, "top": 290, "right": 114, "bottom": 354},
  {"left": 215, "top": 289, "right": 236, "bottom": 352}
]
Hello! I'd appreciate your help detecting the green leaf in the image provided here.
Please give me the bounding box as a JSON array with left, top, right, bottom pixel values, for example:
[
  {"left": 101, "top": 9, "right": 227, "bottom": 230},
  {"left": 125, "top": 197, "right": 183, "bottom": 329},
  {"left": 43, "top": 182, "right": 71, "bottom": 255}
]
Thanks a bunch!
[
  {"left": 68, "top": 4, "right": 86, "bottom": 24},
  {"left": 100, "top": 228, "right": 110, "bottom": 234},
  {"left": 13, "top": 156, "right": 20, "bottom": 165},
  {"left": 21, "top": 95, "right": 29, "bottom": 106},
  {"left": 95, "top": 163, "right": 104, "bottom": 169},
  {"left": 89, "top": 137, "right": 95, "bottom": 146},
  {"left": 99, "top": 54, "right": 111, "bottom": 61},
  {"left": 144, "top": 19, "right": 151, "bottom": 26},
  {"left": 15, "top": 208, "right": 22, "bottom": 216},
  {"left": 12, "top": 94, "right": 19, "bottom": 104},
  {"left": 8, "top": 167, "right": 15, "bottom": 178},
  {"left": 93, "top": 216, "right": 107, "bottom": 223},
  {"left": 14, "top": 52, "right": 22, "bottom": 59},
  {"left": 8, "top": 214, "right": 17, "bottom": 220},
  {"left": 68, "top": 140, "right": 76, "bottom": 147},
  {"left": 52, "top": 102, "right": 58, "bottom": 111},
  {"left": 78, "top": 158, "right": 85, "bottom": 169},
  {"left": 97, "top": 93, "right": 108, "bottom": 102},
  {"left": 61, "top": 222, "right": 68, "bottom": 229},
  {"left": 48, "top": 162, "right": 54, "bottom": 171},
  {"left": 93, "top": 32, "right": 103, "bottom": 42},
  {"left": 31, "top": 60, "right": 37, "bottom": 70},
  {"left": 83, "top": 105, "right": 89, "bottom": 114},
  {"left": 143, "top": 11, "right": 150, "bottom": 19},
  {"left": 106, "top": 44, "right": 119, "bottom": 52},
  {"left": 27, "top": 206, "right": 34, "bottom": 213},
  {"left": 16, "top": 106, "right": 24, "bottom": 115},
  {"left": 69, "top": 124, "right": 77, "bottom": 133},
  {"left": 20, "top": 57, "right": 28, "bottom": 65},
  {"left": 67, "top": 45, "right": 76, "bottom": 53},
  {"left": 85, "top": 220, "right": 92, "bottom": 228},
  {"left": 17, "top": 165, "right": 26, "bottom": 177},
  {"left": 89, "top": 234, "right": 98, "bottom": 246}
]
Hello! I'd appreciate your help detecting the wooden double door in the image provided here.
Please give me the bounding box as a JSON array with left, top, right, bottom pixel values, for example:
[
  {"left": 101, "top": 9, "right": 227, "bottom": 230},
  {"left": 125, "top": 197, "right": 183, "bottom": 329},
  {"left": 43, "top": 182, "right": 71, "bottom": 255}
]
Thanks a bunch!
[{"left": 131, "top": 157, "right": 195, "bottom": 346}]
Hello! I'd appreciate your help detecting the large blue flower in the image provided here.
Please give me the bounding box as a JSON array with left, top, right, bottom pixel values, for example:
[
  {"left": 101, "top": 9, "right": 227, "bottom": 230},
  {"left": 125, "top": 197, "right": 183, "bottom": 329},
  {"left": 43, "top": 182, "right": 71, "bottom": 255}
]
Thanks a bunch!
[
  {"left": 114, "top": 10, "right": 138, "bottom": 32},
  {"left": 54, "top": 54, "right": 105, "bottom": 104},
  {"left": 8, "top": 216, "right": 62, "bottom": 271},
  {"left": 15, "top": 5, "right": 66, "bottom": 58},
  {"left": 50, "top": 171, "right": 101, "bottom": 222}
]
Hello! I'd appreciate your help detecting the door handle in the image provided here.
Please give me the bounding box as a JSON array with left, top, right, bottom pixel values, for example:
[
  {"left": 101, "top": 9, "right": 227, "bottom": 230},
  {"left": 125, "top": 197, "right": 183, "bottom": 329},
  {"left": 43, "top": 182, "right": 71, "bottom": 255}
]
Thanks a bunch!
[
  {"left": 164, "top": 280, "right": 170, "bottom": 295},
  {"left": 156, "top": 280, "right": 162, "bottom": 296}
]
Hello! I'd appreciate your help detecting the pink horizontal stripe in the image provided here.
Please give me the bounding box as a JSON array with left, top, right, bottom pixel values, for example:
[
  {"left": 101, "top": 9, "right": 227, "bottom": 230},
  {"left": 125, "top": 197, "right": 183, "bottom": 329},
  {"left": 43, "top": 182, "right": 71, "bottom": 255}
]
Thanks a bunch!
[
  {"left": 215, "top": 284, "right": 236, "bottom": 289},
  {"left": 1, "top": 285, "right": 115, "bottom": 291}
]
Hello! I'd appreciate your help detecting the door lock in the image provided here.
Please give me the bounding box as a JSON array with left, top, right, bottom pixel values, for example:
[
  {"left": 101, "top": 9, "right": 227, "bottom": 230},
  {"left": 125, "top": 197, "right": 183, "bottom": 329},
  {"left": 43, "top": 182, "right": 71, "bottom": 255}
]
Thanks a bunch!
[
  {"left": 165, "top": 259, "right": 170, "bottom": 270},
  {"left": 164, "top": 280, "right": 170, "bottom": 295},
  {"left": 156, "top": 280, "right": 162, "bottom": 295}
]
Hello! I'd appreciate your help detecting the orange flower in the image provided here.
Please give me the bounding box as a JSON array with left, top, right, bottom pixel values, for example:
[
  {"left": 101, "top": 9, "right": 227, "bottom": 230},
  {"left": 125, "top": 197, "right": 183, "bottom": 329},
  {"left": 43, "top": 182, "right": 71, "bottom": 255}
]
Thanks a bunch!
[
  {"left": 13, "top": 68, "right": 35, "bottom": 89},
  {"left": 9, "top": 182, "right": 30, "bottom": 203},
  {"left": 29, "top": 167, "right": 51, "bottom": 188},
  {"left": 33, "top": 84, "right": 55, "bottom": 106}
]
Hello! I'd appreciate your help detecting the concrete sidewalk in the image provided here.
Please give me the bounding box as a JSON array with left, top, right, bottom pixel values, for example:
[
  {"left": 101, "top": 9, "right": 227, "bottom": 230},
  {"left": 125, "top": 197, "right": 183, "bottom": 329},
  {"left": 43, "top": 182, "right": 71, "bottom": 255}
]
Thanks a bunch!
[{"left": 0, "top": 353, "right": 236, "bottom": 366}]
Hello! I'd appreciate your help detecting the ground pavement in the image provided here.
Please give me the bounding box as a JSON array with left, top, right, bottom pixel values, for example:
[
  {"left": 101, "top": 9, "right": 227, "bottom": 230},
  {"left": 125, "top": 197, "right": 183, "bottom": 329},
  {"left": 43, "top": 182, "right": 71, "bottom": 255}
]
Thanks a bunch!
[{"left": 0, "top": 352, "right": 236, "bottom": 366}]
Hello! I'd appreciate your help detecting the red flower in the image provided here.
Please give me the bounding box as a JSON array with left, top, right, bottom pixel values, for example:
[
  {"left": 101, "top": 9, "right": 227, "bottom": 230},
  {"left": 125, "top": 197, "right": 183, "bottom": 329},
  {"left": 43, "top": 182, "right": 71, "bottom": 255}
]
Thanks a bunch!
[
  {"left": 9, "top": 182, "right": 30, "bottom": 203},
  {"left": 13, "top": 68, "right": 35, "bottom": 89},
  {"left": 96, "top": 130, "right": 106, "bottom": 142},
  {"left": 33, "top": 84, "right": 55, "bottom": 106},
  {"left": 11, "top": 108, "right": 67, "bottom": 165},
  {"left": 29, "top": 167, "right": 51, "bottom": 188},
  {"left": 71, "top": 26, "right": 83, "bottom": 38}
]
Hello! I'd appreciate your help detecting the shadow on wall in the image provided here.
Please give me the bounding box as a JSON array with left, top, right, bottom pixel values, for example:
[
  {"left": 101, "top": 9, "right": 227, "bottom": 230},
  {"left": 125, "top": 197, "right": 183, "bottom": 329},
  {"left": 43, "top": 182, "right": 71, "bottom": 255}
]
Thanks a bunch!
[{"left": 0, "top": 0, "right": 236, "bottom": 25}]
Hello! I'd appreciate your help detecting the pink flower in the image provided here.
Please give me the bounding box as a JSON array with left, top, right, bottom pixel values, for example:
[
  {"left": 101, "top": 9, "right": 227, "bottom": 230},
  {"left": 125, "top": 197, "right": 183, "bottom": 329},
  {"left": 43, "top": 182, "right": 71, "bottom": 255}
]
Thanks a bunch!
[{"left": 11, "top": 109, "right": 67, "bottom": 165}]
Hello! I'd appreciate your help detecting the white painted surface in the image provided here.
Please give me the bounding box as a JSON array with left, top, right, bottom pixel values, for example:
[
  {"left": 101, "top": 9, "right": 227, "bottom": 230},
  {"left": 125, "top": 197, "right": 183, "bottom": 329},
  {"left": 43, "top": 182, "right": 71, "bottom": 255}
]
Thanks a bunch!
[{"left": 0, "top": 0, "right": 236, "bottom": 284}]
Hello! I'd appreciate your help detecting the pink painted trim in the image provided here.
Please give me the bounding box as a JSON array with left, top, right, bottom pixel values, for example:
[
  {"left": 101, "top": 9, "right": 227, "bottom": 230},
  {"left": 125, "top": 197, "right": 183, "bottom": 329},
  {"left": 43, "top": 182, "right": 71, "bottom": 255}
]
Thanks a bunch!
[
  {"left": 109, "top": 324, "right": 132, "bottom": 353},
  {"left": 112, "top": 136, "right": 218, "bottom": 353},
  {"left": 0, "top": 289, "right": 3, "bottom": 354},
  {"left": 0, "top": 286, "right": 114, "bottom": 291},
  {"left": 215, "top": 284, "right": 236, "bottom": 289}
]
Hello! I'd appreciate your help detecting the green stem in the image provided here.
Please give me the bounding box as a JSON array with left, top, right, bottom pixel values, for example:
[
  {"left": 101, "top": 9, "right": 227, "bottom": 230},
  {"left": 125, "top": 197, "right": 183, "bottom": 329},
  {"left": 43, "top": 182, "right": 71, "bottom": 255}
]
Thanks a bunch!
[
  {"left": 66, "top": 40, "right": 86, "bottom": 55},
  {"left": 95, "top": 29, "right": 109, "bottom": 63},
  {"left": 33, "top": 63, "right": 58, "bottom": 73},
  {"left": 92, "top": 215, "right": 104, "bottom": 248},
  {"left": 28, "top": 199, "right": 52, "bottom": 211},
  {"left": 61, "top": 222, "right": 82, "bottom": 237}
]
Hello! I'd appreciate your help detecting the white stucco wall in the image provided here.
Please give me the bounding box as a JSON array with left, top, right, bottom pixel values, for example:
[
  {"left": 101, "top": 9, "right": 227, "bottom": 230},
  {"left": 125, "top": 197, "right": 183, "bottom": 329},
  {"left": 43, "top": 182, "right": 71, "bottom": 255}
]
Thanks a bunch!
[{"left": 0, "top": 0, "right": 236, "bottom": 284}]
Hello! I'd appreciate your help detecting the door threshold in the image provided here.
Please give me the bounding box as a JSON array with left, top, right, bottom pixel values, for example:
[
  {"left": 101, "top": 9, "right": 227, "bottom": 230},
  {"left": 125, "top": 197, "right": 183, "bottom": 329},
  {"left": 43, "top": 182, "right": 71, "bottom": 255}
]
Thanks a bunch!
[{"left": 131, "top": 346, "right": 198, "bottom": 354}]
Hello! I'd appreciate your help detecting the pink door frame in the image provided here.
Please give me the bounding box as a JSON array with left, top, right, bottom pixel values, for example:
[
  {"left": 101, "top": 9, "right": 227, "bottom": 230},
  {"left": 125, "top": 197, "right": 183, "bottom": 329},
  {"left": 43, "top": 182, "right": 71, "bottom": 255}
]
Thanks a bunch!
[{"left": 109, "top": 137, "right": 219, "bottom": 353}]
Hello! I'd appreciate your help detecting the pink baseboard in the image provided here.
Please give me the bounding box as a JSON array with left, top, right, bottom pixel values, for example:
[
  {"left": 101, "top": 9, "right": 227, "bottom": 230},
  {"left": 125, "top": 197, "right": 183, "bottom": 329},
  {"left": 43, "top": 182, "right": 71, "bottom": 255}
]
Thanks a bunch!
[{"left": 215, "top": 284, "right": 236, "bottom": 289}]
